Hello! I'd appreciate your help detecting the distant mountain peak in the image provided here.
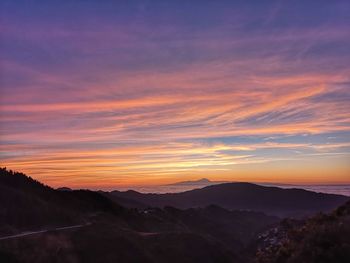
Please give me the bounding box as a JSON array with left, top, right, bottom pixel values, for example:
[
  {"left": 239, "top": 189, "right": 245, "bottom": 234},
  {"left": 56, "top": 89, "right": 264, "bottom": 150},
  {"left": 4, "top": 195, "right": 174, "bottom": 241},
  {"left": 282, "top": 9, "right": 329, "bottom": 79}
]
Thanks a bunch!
[
  {"left": 166, "top": 178, "right": 228, "bottom": 186},
  {"left": 197, "top": 178, "right": 211, "bottom": 183}
]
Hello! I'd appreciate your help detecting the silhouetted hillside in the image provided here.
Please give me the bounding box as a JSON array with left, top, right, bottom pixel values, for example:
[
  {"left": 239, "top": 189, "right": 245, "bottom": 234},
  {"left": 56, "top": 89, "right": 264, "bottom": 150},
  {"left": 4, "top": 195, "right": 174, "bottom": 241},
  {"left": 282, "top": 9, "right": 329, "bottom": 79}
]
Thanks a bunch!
[
  {"left": 0, "top": 168, "right": 279, "bottom": 263},
  {"left": 256, "top": 200, "right": 350, "bottom": 263},
  {"left": 57, "top": 187, "right": 72, "bottom": 191},
  {"left": 0, "top": 168, "right": 124, "bottom": 235},
  {"left": 1, "top": 168, "right": 348, "bottom": 263},
  {"left": 109, "top": 183, "right": 348, "bottom": 217},
  {"left": 101, "top": 190, "right": 148, "bottom": 209}
]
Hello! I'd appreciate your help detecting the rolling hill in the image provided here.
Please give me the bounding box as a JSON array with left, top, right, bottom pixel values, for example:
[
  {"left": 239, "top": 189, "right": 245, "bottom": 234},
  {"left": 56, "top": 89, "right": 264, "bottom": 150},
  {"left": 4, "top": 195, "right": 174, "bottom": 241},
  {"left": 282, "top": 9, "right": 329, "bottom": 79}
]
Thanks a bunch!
[
  {"left": 0, "top": 168, "right": 279, "bottom": 262},
  {"left": 1, "top": 168, "right": 349, "bottom": 262},
  {"left": 256, "top": 200, "right": 350, "bottom": 263},
  {"left": 108, "top": 182, "right": 348, "bottom": 217}
]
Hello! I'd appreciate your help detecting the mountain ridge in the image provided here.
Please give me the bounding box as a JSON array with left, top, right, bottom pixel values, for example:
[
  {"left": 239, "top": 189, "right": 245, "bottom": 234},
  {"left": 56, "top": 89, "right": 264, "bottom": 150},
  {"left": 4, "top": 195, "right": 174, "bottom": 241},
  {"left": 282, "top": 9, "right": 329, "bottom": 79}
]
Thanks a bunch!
[
  {"left": 1, "top": 168, "right": 349, "bottom": 263},
  {"left": 0, "top": 168, "right": 279, "bottom": 263},
  {"left": 109, "top": 182, "right": 349, "bottom": 217}
]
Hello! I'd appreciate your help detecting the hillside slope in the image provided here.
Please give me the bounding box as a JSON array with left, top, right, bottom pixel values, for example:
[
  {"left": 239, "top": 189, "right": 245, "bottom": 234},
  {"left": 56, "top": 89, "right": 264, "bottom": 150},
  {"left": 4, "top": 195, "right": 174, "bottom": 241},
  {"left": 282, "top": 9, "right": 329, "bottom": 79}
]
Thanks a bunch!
[
  {"left": 109, "top": 183, "right": 349, "bottom": 217},
  {"left": 0, "top": 168, "right": 279, "bottom": 263},
  {"left": 256, "top": 200, "right": 350, "bottom": 263},
  {"left": 0, "top": 168, "right": 124, "bottom": 235}
]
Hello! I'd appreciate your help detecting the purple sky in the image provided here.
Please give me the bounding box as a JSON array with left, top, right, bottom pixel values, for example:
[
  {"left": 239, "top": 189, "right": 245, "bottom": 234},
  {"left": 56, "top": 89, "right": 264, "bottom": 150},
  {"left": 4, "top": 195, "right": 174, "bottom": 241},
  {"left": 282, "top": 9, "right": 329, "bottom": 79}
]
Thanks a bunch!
[{"left": 1, "top": 1, "right": 350, "bottom": 189}]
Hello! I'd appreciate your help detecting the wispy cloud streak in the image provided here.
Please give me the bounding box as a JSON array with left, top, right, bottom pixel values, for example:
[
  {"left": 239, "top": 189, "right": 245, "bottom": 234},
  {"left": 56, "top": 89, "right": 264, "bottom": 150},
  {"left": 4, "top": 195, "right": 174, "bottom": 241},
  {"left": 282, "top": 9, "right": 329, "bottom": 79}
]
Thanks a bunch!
[{"left": 1, "top": 1, "right": 349, "bottom": 188}]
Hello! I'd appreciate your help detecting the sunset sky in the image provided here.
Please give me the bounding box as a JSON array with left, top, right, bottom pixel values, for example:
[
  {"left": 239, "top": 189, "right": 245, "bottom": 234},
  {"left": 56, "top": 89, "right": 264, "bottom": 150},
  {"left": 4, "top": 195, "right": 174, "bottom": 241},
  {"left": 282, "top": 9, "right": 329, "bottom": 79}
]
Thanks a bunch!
[{"left": 1, "top": 1, "right": 349, "bottom": 189}]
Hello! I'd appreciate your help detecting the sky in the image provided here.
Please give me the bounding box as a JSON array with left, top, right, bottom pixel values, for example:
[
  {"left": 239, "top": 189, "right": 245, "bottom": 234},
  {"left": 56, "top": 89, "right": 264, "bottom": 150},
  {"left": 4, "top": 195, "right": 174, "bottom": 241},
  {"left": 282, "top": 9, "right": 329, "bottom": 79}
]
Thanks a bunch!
[{"left": 0, "top": 0, "right": 350, "bottom": 189}]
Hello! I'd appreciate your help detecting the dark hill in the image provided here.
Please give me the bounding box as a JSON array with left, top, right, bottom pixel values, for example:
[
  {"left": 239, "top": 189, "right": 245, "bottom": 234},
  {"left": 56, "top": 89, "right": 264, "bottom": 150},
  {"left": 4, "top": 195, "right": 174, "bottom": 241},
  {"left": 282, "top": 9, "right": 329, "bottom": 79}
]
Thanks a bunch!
[
  {"left": 0, "top": 168, "right": 124, "bottom": 235},
  {"left": 0, "top": 168, "right": 280, "bottom": 263},
  {"left": 256, "top": 200, "right": 350, "bottom": 263},
  {"left": 1, "top": 168, "right": 348, "bottom": 263},
  {"left": 109, "top": 182, "right": 349, "bottom": 217},
  {"left": 57, "top": 187, "right": 72, "bottom": 191}
]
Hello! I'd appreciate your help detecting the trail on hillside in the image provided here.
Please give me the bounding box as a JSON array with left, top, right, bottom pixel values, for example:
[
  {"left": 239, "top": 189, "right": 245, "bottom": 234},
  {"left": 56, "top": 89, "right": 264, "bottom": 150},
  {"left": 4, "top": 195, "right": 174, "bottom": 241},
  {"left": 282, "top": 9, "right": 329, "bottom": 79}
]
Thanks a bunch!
[{"left": 0, "top": 223, "right": 91, "bottom": 241}]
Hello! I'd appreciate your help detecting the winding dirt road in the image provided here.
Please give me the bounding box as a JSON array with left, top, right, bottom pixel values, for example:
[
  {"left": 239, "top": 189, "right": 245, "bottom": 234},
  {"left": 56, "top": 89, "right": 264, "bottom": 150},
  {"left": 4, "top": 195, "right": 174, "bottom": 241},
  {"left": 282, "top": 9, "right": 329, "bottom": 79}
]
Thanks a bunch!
[{"left": 0, "top": 223, "right": 91, "bottom": 241}]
